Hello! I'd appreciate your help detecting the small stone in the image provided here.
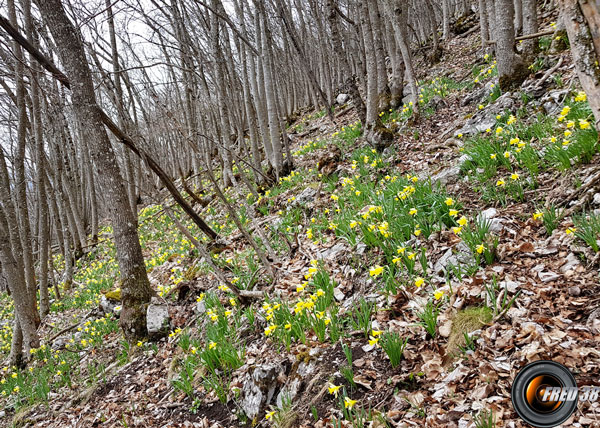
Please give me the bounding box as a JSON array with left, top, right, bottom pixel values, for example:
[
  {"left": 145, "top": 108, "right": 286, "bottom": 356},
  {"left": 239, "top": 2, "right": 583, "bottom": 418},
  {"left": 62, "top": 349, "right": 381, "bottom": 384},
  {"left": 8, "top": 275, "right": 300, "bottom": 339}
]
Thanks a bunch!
[
  {"left": 593, "top": 193, "right": 600, "bottom": 205},
  {"left": 146, "top": 300, "right": 170, "bottom": 339},
  {"left": 336, "top": 93, "right": 350, "bottom": 105},
  {"left": 568, "top": 286, "right": 581, "bottom": 296}
]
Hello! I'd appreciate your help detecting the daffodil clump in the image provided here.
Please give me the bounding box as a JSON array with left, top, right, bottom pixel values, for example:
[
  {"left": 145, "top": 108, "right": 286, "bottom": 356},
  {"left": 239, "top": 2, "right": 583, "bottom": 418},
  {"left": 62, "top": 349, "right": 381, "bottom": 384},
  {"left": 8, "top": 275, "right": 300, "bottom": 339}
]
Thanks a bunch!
[
  {"left": 461, "top": 90, "right": 597, "bottom": 205},
  {"left": 0, "top": 313, "right": 119, "bottom": 408},
  {"left": 293, "top": 139, "right": 327, "bottom": 156}
]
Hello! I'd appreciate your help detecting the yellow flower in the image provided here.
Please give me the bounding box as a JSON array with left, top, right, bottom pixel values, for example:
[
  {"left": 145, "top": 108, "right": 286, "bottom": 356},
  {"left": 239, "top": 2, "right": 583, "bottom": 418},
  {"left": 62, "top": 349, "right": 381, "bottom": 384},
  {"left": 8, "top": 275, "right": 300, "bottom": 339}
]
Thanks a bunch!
[
  {"left": 496, "top": 179, "right": 505, "bottom": 187},
  {"left": 137, "top": 341, "right": 143, "bottom": 347},
  {"left": 414, "top": 277, "right": 425, "bottom": 288},
  {"left": 434, "top": 290, "right": 444, "bottom": 300},
  {"left": 328, "top": 383, "right": 342, "bottom": 397},
  {"left": 564, "top": 130, "right": 572, "bottom": 137},
  {"left": 208, "top": 341, "right": 217, "bottom": 350},
  {"left": 565, "top": 227, "right": 577, "bottom": 235},
  {"left": 478, "top": 104, "right": 484, "bottom": 110},
  {"left": 574, "top": 91, "right": 587, "bottom": 102},
  {"left": 509, "top": 137, "right": 520, "bottom": 145},
  {"left": 368, "top": 336, "right": 379, "bottom": 347},
  {"left": 490, "top": 153, "right": 497, "bottom": 160},
  {"left": 344, "top": 397, "right": 357, "bottom": 409},
  {"left": 445, "top": 197, "right": 454, "bottom": 206},
  {"left": 507, "top": 115, "right": 516, "bottom": 125},
  {"left": 264, "top": 325, "right": 277, "bottom": 336},
  {"left": 485, "top": 128, "right": 492, "bottom": 133},
  {"left": 457, "top": 133, "right": 463, "bottom": 138},
  {"left": 533, "top": 211, "right": 543, "bottom": 220},
  {"left": 495, "top": 127, "right": 503, "bottom": 135},
  {"left": 369, "top": 265, "right": 384, "bottom": 277},
  {"left": 284, "top": 323, "right": 291, "bottom": 330},
  {"left": 449, "top": 209, "right": 459, "bottom": 217},
  {"left": 409, "top": 208, "right": 418, "bottom": 215},
  {"left": 579, "top": 120, "right": 590, "bottom": 129},
  {"left": 453, "top": 226, "right": 463, "bottom": 235},
  {"left": 457, "top": 216, "right": 468, "bottom": 226},
  {"left": 397, "top": 246, "right": 406, "bottom": 254},
  {"left": 511, "top": 173, "right": 519, "bottom": 180},
  {"left": 504, "top": 151, "right": 510, "bottom": 159},
  {"left": 476, "top": 244, "right": 486, "bottom": 254},
  {"left": 265, "top": 410, "right": 276, "bottom": 420},
  {"left": 414, "top": 228, "right": 422, "bottom": 236}
]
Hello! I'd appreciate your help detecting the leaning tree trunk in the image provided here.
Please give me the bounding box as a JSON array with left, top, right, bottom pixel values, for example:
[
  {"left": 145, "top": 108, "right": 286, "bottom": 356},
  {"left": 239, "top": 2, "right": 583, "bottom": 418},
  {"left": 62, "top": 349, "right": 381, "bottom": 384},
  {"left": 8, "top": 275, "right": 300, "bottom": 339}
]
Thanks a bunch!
[
  {"left": 559, "top": 0, "right": 600, "bottom": 129},
  {"left": 35, "top": 0, "right": 155, "bottom": 341}
]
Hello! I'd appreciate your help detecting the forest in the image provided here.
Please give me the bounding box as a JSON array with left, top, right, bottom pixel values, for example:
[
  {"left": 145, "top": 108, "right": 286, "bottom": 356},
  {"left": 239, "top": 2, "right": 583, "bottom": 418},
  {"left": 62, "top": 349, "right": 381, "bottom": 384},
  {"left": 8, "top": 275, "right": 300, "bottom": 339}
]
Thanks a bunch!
[{"left": 0, "top": 0, "right": 599, "bottom": 426}]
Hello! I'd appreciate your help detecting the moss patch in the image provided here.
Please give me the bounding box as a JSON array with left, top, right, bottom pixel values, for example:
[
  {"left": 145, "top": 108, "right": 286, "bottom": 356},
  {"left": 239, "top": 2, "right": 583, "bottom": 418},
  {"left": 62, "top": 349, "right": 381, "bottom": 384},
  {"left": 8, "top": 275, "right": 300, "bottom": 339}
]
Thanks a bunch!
[{"left": 447, "top": 306, "right": 492, "bottom": 357}]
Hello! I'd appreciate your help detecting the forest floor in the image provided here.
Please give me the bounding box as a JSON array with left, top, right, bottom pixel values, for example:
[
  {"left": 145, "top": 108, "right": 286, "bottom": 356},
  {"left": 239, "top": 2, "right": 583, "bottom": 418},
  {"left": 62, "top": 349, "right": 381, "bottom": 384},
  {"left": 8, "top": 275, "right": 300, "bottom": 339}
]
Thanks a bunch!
[{"left": 2, "top": 23, "right": 600, "bottom": 428}]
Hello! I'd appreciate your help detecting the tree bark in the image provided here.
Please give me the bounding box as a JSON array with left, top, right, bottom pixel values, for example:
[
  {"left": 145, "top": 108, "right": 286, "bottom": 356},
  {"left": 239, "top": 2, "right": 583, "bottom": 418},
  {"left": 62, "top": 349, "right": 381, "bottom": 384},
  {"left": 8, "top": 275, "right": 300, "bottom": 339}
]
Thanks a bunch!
[{"left": 35, "top": 0, "right": 155, "bottom": 341}]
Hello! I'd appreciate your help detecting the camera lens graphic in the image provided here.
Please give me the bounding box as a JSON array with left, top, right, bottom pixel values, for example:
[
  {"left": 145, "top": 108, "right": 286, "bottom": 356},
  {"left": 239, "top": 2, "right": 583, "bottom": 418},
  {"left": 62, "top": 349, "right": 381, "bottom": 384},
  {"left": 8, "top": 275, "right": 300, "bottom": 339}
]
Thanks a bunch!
[
  {"left": 525, "top": 374, "right": 563, "bottom": 413},
  {"left": 512, "top": 361, "right": 578, "bottom": 428}
]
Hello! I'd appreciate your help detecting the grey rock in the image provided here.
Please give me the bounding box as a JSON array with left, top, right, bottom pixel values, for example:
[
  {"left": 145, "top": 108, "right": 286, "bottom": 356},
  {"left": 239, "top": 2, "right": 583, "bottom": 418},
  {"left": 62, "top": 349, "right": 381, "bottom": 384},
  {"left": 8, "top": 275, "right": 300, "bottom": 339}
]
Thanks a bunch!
[
  {"left": 196, "top": 300, "right": 206, "bottom": 315},
  {"left": 99, "top": 295, "right": 119, "bottom": 315},
  {"left": 51, "top": 336, "right": 70, "bottom": 351},
  {"left": 336, "top": 93, "right": 350, "bottom": 105},
  {"left": 593, "top": 193, "right": 600, "bottom": 205},
  {"left": 433, "top": 249, "right": 458, "bottom": 275},
  {"left": 319, "top": 242, "right": 348, "bottom": 261},
  {"left": 294, "top": 186, "right": 317, "bottom": 206},
  {"left": 460, "top": 86, "right": 486, "bottom": 107},
  {"left": 241, "top": 363, "right": 284, "bottom": 419},
  {"left": 146, "top": 298, "right": 170, "bottom": 339},
  {"left": 431, "top": 166, "right": 461, "bottom": 186},
  {"left": 480, "top": 207, "right": 497, "bottom": 220},
  {"left": 333, "top": 287, "right": 345, "bottom": 301},
  {"left": 540, "top": 89, "right": 569, "bottom": 115},
  {"left": 277, "top": 360, "right": 317, "bottom": 407},
  {"left": 356, "top": 242, "right": 367, "bottom": 255},
  {"left": 478, "top": 208, "right": 505, "bottom": 233}
]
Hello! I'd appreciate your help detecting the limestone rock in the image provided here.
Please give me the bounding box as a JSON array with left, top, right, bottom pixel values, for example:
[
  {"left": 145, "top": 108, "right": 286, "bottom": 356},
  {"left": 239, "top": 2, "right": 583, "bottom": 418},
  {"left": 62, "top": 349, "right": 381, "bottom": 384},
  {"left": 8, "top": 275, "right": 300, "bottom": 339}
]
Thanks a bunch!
[
  {"left": 240, "top": 363, "right": 284, "bottom": 420},
  {"left": 146, "top": 297, "right": 170, "bottom": 339},
  {"left": 336, "top": 93, "right": 350, "bottom": 105}
]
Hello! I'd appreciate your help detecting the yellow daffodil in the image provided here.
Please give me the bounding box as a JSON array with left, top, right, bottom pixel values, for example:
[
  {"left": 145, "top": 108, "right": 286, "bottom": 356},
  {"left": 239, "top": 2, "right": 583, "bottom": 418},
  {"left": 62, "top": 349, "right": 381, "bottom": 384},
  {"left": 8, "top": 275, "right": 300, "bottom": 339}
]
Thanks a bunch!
[
  {"left": 415, "top": 277, "right": 425, "bottom": 288},
  {"left": 369, "top": 265, "right": 384, "bottom": 277},
  {"left": 328, "top": 383, "right": 342, "bottom": 397},
  {"left": 344, "top": 397, "right": 357, "bottom": 409}
]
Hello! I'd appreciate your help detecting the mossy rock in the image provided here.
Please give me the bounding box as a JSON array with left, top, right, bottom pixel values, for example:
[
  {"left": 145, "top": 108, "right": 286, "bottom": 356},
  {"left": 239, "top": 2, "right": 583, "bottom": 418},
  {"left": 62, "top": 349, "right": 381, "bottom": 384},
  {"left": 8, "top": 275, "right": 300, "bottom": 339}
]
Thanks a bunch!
[{"left": 103, "top": 288, "right": 122, "bottom": 302}]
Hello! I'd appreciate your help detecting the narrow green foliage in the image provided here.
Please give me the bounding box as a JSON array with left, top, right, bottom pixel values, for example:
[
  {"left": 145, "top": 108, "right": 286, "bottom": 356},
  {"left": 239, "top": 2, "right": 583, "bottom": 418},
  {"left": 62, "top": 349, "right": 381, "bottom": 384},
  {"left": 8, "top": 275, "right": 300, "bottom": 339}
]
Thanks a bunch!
[{"left": 379, "top": 332, "right": 408, "bottom": 368}]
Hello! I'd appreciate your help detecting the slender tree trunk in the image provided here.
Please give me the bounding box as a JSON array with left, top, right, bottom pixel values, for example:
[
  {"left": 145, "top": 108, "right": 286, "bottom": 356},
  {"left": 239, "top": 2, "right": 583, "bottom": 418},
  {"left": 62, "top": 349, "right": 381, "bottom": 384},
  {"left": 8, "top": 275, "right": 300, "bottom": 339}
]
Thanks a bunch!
[{"left": 36, "top": 0, "right": 155, "bottom": 341}]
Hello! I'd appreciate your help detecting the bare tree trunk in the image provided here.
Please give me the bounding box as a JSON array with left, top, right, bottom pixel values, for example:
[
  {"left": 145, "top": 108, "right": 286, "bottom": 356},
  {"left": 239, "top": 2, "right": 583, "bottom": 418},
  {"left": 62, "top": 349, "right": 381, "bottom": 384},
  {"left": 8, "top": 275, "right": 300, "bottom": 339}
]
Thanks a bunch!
[
  {"left": 522, "top": 0, "right": 539, "bottom": 61},
  {"left": 495, "top": 0, "right": 528, "bottom": 90},
  {"left": 479, "top": 0, "right": 491, "bottom": 52},
  {"left": 381, "top": 0, "right": 419, "bottom": 115},
  {"left": 36, "top": 0, "right": 155, "bottom": 341},
  {"left": 559, "top": 0, "right": 600, "bottom": 129},
  {"left": 326, "top": 0, "right": 367, "bottom": 123}
]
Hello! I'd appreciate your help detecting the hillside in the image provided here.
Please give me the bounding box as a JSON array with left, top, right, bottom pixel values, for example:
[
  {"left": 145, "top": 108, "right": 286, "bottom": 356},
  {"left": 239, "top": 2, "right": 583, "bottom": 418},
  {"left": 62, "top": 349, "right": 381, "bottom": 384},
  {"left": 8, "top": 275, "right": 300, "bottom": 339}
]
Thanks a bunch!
[{"left": 1, "top": 2, "right": 600, "bottom": 428}]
